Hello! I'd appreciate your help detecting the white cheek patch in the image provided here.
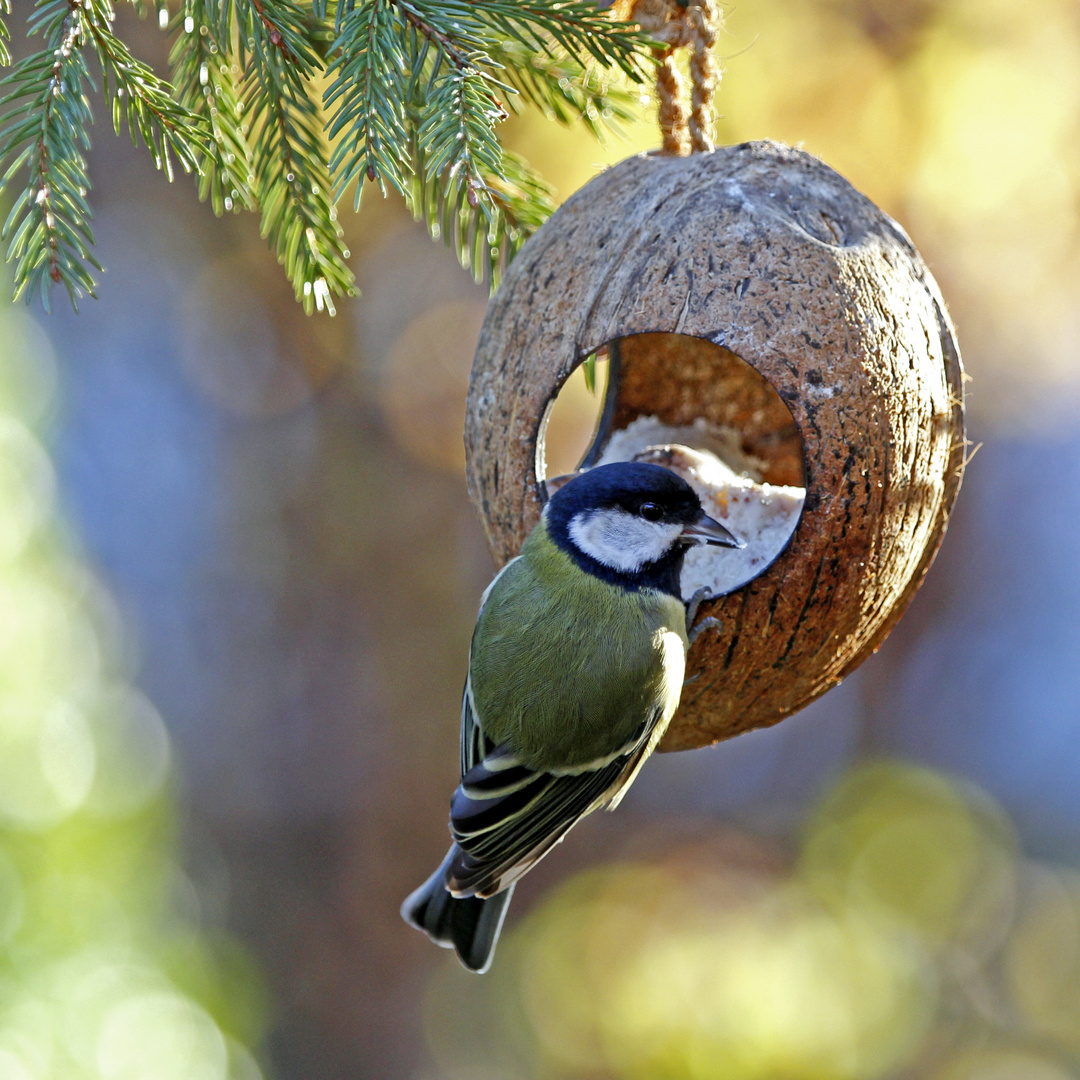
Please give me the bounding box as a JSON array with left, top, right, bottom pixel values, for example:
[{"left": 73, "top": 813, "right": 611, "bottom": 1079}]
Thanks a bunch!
[{"left": 568, "top": 509, "right": 683, "bottom": 573}]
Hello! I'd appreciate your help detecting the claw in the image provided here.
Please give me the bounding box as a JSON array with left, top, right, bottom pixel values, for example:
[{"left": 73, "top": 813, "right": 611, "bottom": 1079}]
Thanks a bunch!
[
  {"left": 684, "top": 586, "right": 714, "bottom": 636},
  {"left": 685, "top": 587, "right": 721, "bottom": 645},
  {"left": 687, "top": 615, "right": 722, "bottom": 648}
]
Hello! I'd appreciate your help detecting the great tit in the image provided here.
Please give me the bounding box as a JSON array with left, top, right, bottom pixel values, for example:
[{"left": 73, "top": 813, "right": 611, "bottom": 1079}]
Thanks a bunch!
[{"left": 402, "top": 461, "right": 741, "bottom": 972}]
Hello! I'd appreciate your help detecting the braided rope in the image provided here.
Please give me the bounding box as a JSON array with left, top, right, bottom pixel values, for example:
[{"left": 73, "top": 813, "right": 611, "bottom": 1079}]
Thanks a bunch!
[
  {"left": 686, "top": 0, "right": 719, "bottom": 152},
  {"left": 655, "top": 49, "right": 690, "bottom": 156},
  {"left": 625, "top": 0, "right": 721, "bottom": 155}
]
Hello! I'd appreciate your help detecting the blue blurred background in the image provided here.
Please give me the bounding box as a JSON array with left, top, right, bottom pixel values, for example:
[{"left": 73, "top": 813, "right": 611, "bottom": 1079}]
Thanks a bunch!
[{"left": 4, "top": 1, "right": 1080, "bottom": 1077}]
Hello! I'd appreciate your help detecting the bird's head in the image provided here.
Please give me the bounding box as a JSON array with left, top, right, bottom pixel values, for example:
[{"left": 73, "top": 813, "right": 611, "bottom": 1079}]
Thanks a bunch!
[{"left": 543, "top": 462, "right": 741, "bottom": 590}]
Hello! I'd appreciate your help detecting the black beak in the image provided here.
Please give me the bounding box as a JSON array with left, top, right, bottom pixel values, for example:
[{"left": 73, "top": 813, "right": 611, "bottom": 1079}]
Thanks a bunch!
[{"left": 681, "top": 510, "right": 743, "bottom": 548}]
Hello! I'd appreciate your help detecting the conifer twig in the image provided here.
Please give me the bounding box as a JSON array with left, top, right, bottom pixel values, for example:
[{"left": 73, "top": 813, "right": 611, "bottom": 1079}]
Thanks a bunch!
[
  {"left": 0, "top": 1, "right": 98, "bottom": 309},
  {"left": 169, "top": 0, "right": 256, "bottom": 215},
  {"left": 239, "top": 0, "right": 356, "bottom": 313},
  {"left": 81, "top": 0, "right": 208, "bottom": 178},
  {"left": 0, "top": 2, "right": 11, "bottom": 67},
  {"left": 0, "top": 0, "right": 656, "bottom": 311}
]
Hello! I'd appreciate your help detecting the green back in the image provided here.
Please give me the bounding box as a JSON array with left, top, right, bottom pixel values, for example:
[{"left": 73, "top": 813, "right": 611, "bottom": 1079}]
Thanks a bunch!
[{"left": 469, "top": 522, "right": 688, "bottom": 771}]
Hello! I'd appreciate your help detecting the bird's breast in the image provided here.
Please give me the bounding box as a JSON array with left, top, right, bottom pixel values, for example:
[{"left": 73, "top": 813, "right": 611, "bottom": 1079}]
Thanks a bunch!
[{"left": 469, "top": 528, "right": 688, "bottom": 771}]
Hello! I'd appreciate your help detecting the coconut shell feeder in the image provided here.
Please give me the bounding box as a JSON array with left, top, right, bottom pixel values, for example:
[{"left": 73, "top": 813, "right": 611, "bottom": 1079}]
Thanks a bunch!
[{"left": 465, "top": 137, "right": 965, "bottom": 753}]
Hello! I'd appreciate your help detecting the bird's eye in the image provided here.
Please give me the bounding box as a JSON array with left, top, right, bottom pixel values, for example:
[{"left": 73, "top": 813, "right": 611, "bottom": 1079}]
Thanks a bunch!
[{"left": 639, "top": 502, "right": 663, "bottom": 522}]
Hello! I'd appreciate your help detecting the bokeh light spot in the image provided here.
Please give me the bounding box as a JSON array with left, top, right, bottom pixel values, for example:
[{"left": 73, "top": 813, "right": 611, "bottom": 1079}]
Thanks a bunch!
[
  {"left": 0, "top": 851, "right": 24, "bottom": 946},
  {"left": 801, "top": 763, "right": 1017, "bottom": 947},
  {"left": 97, "top": 992, "right": 228, "bottom": 1080},
  {"left": 179, "top": 258, "right": 316, "bottom": 418},
  {"left": 84, "top": 687, "right": 170, "bottom": 818},
  {"left": 0, "top": 418, "right": 54, "bottom": 566},
  {"left": 377, "top": 300, "right": 488, "bottom": 474},
  {"left": 0, "top": 699, "right": 95, "bottom": 829},
  {"left": 1006, "top": 868, "right": 1080, "bottom": 1053},
  {"left": 933, "top": 1046, "right": 1075, "bottom": 1080},
  {"left": 0, "top": 1049, "right": 34, "bottom": 1080}
]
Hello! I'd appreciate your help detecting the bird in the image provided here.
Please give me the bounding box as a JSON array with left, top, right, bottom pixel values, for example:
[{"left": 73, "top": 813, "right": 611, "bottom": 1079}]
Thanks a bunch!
[{"left": 401, "top": 460, "right": 741, "bottom": 973}]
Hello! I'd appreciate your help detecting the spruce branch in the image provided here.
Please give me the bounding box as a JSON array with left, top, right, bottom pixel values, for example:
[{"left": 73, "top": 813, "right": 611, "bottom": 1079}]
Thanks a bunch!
[
  {"left": 399, "top": 1, "right": 647, "bottom": 79},
  {"left": 418, "top": 66, "right": 505, "bottom": 201},
  {"left": 483, "top": 148, "right": 554, "bottom": 275},
  {"left": 170, "top": 0, "right": 256, "bottom": 214},
  {"left": 0, "top": 0, "right": 659, "bottom": 311},
  {"left": 325, "top": 0, "right": 647, "bottom": 286},
  {"left": 0, "top": 2, "right": 11, "bottom": 68},
  {"left": 324, "top": 0, "right": 411, "bottom": 204},
  {"left": 489, "top": 38, "right": 638, "bottom": 140},
  {"left": 238, "top": 0, "right": 356, "bottom": 313},
  {"left": 397, "top": 5, "right": 516, "bottom": 282},
  {"left": 129, "top": 0, "right": 172, "bottom": 29},
  {"left": 0, "top": 1, "right": 99, "bottom": 310},
  {"left": 80, "top": 0, "right": 208, "bottom": 180},
  {"left": 411, "top": 132, "right": 554, "bottom": 288},
  {"left": 0, "top": 0, "right": 208, "bottom": 309}
]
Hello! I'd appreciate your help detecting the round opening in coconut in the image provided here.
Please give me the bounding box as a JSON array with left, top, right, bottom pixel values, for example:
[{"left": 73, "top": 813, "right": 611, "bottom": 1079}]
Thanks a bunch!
[
  {"left": 465, "top": 140, "right": 966, "bottom": 752},
  {"left": 541, "top": 335, "right": 807, "bottom": 599}
]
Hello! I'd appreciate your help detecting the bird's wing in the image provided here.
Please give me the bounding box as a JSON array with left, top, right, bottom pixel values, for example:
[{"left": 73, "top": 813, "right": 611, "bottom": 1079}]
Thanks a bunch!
[
  {"left": 460, "top": 556, "right": 522, "bottom": 777},
  {"left": 459, "top": 674, "right": 488, "bottom": 778},
  {"left": 447, "top": 692, "right": 659, "bottom": 899}
]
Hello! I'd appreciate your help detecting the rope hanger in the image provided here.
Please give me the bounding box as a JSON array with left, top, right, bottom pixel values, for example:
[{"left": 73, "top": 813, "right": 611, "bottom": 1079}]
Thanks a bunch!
[{"left": 612, "top": 0, "right": 722, "bottom": 155}]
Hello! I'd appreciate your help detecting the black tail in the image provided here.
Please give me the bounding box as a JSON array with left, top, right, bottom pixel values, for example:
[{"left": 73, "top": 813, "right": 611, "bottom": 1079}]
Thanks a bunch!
[{"left": 401, "top": 848, "right": 514, "bottom": 973}]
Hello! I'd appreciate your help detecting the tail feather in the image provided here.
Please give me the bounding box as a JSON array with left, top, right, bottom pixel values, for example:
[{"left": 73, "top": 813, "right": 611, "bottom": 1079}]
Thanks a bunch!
[{"left": 401, "top": 848, "right": 514, "bottom": 974}]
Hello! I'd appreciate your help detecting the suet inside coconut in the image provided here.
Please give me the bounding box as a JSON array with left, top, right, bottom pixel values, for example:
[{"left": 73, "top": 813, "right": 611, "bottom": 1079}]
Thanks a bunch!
[{"left": 539, "top": 333, "right": 806, "bottom": 600}]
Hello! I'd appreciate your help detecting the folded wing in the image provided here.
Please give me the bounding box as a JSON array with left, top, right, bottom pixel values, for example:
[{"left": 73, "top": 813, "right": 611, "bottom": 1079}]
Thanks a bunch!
[{"left": 448, "top": 685, "right": 656, "bottom": 898}]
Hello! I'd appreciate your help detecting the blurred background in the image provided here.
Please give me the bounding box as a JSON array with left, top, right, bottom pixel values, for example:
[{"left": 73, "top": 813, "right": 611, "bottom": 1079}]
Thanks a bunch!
[{"left": 4, "top": 0, "right": 1080, "bottom": 1077}]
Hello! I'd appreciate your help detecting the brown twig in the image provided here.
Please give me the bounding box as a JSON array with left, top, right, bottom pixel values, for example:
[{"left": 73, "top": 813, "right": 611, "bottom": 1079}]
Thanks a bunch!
[{"left": 250, "top": 0, "right": 296, "bottom": 59}]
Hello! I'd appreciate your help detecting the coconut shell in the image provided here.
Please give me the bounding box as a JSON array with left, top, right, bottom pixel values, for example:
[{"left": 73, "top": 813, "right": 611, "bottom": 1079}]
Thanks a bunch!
[{"left": 465, "top": 140, "right": 965, "bottom": 751}]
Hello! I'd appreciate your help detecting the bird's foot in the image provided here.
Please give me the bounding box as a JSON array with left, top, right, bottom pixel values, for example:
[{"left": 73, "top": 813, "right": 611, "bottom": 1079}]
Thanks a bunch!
[
  {"left": 685, "top": 587, "right": 721, "bottom": 644},
  {"left": 687, "top": 615, "right": 722, "bottom": 648},
  {"left": 684, "top": 586, "right": 711, "bottom": 631}
]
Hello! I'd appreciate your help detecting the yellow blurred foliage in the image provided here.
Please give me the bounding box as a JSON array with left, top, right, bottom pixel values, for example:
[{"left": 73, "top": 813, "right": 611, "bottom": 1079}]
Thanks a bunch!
[
  {"left": 424, "top": 762, "right": 1080, "bottom": 1080},
  {"left": 1007, "top": 868, "right": 1080, "bottom": 1054},
  {"left": 801, "top": 762, "right": 1017, "bottom": 947}
]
